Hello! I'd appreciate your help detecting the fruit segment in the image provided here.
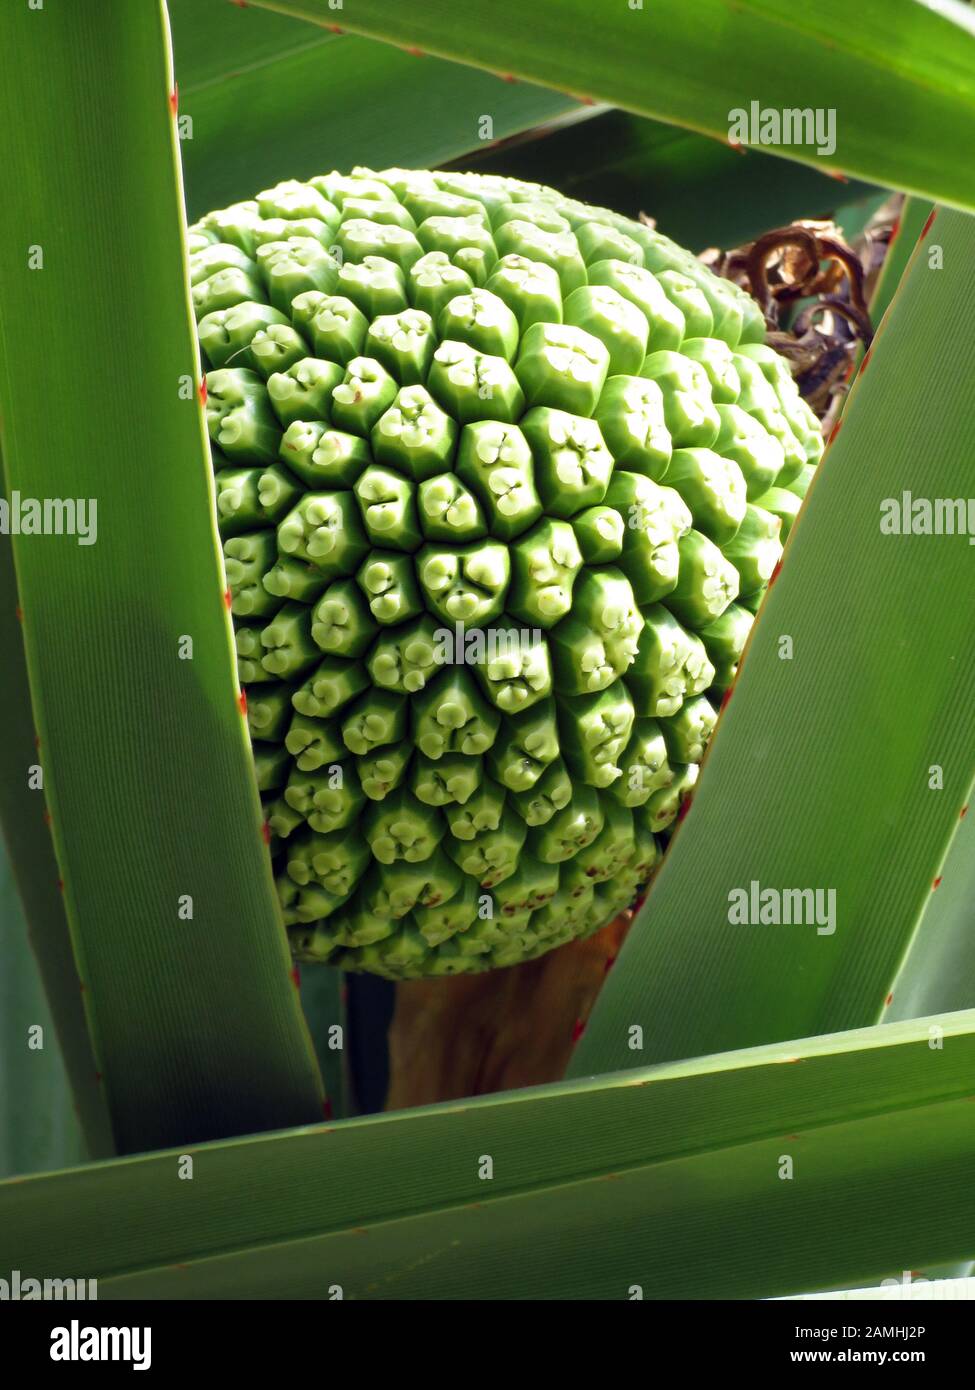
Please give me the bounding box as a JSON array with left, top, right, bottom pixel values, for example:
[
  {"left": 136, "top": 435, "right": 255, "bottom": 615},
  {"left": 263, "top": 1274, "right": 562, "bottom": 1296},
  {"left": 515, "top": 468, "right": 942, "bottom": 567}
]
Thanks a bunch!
[
  {"left": 640, "top": 351, "right": 720, "bottom": 448},
  {"left": 427, "top": 340, "right": 525, "bottom": 424},
  {"left": 408, "top": 251, "right": 475, "bottom": 319},
  {"left": 341, "top": 688, "right": 408, "bottom": 756},
  {"left": 258, "top": 238, "right": 341, "bottom": 313},
  {"left": 372, "top": 385, "right": 458, "bottom": 481},
  {"left": 364, "top": 789, "right": 444, "bottom": 864},
  {"left": 751, "top": 485, "right": 803, "bottom": 541},
  {"left": 521, "top": 408, "right": 614, "bottom": 518},
  {"left": 206, "top": 369, "right": 282, "bottom": 463},
  {"left": 224, "top": 530, "right": 280, "bottom": 617},
  {"left": 214, "top": 464, "right": 300, "bottom": 535},
  {"left": 260, "top": 603, "right": 319, "bottom": 678},
  {"left": 411, "top": 752, "right": 481, "bottom": 807},
  {"left": 721, "top": 504, "right": 783, "bottom": 596},
  {"left": 412, "top": 873, "right": 480, "bottom": 945},
  {"left": 366, "top": 615, "right": 440, "bottom": 693},
  {"left": 656, "top": 269, "right": 714, "bottom": 339},
  {"left": 278, "top": 492, "right": 369, "bottom": 578},
  {"left": 331, "top": 356, "right": 398, "bottom": 435},
  {"left": 493, "top": 221, "right": 586, "bottom": 292},
  {"left": 604, "top": 471, "right": 691, "bottom": 605},
  {"left": 236, "top": 624, "right": 272, "bottom": 683},
  {"left": 417, "top": 473, "right": 487, "bottom": 543},
  {"left": 416, "top": 540, "right": 510, "bottom": 624},
  {"left": 608, "top": 718, "right": 673, "bottom": 807},
  {"left": 473, "top": 623, "right": 553, "bottom": 713},
  {"left": 354, "top": 465, "right": 422, "bottom": 551},
  {"left": 626, "top": 606, "right": 715, "bottom": 718},
  {"left": 698, "top": 603, "right": 754, "bottom": 692},
  {"left": 247, "top": 684, "right": 293, "bottom": 743},
  {"left": 250, "top": 323, "right": 309, "bottom": 378},
  {"left": 487, "top": 698, "right": 560, "bottom": 791},
  {"left": 310, "top": 578, "right": 378, "bottom": 657},
  {"left": 304, "top": 294, "right": 368, "bottom": 364},
  {"left": 455, "top": 421, "right": 542, "bottom": 540},
  {"left": 713, "top": 403, "right": 785, "bottom": 499},
  {"left": 509, "top": 756, "right": 573, "bottom": 826},
  {"left": 666, "top": 530, "right": 740, "bottom": 627},
  {"left": 286, "top": 827, "right": 370, "bottom": 895},
  {"left": 438, "top": 289, "right": 520, "bottom": 361},
  {"left": 443, "top": 806, "right": 527, "bottom": 888},
  {"left": 285, "top": 712, "right": 345, "bottom": 772},
  {"left": 285, "top": 760, "right": 365, "bottom": 834},
  {"left": 357, "top": 743, "right": 411, "bottom": 801},
  {"left": 587, "top": 258, "right": 684, "bottom": 351},
  {"left": 595, "top": 374, "right": 672, "bottom": 480},
  {"left": 411, "top": 669, "right": 501, "bottom": 759},
  {"left": 572, "top": 505, "right": 625, "bottom": 563},
  {"left": 680, "top": 337, "right": 741, "bottom": 405},
  {"left": 574, "top": 797, "right": 636, "bottom": 881},
  {"left": 558, "top": 682, "right": 635, "bottom": 788},
  {"left": 548, "top": 568, "right": 643, "bottom": 695},
  {"left": 366, "top": 308, "right": 436, "bottom": 383},
  {"left": 485, "top": 254, "right": 563, "bottom": 332},
  {"left": 528, "top": 785, "right": 604, "bottom": 863},
  {"left": 279, "top": 421, "right": 370, "bottom": 489},
  {"left": 515, "top": 323, "right": 610, "bottom": 417},
  {"left": 664, "top": 448, "right": 748, "bottom": 546},
  {"left": 337, "top": 255, "right": 408, "bottom": 318}
]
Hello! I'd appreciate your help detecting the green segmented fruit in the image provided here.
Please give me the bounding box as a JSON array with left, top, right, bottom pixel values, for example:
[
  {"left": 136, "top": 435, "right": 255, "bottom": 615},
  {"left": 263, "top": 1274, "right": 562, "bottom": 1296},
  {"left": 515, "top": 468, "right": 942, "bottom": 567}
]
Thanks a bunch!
[{"left": 192, "top": 167, "right": 818, "bottom": 975}]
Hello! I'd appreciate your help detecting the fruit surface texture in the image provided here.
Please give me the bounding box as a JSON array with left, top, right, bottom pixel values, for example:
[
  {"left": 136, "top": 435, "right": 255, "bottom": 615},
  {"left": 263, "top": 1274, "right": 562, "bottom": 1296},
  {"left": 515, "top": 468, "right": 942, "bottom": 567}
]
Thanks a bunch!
[{"left": 192, "top": 167, "right": 821, "bottom": 978}]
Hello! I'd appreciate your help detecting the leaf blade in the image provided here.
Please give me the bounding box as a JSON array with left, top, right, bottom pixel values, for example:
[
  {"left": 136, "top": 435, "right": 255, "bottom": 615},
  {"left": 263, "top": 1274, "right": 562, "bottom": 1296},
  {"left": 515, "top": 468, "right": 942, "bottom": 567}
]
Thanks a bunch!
[
  {"left": 0, "top": 0, "right": 324, "bottom": 1153},
  {"left": 3, "top": 1012, "right": 975, "bottom": 1298},
  {"left": 253, "top": 0, "right": 975, "bottom": 211}
]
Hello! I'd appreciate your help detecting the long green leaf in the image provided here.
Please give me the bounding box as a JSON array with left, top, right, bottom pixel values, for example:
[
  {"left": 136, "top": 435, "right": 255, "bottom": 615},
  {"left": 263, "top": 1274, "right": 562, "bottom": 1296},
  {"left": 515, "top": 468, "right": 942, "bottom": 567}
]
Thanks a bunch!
[
  {"left": 870, "top": 196, "right": 937, "bottom": 329},
  {"left": 887, "top": 804, "right": 975, "bottom": 1022},
  {"left": 170, "top": 0, "right": 580, "bottom": 220},
  {"left": 299, "top": 964, "right": 349, "bottom": 1120},
  {"left": 0, "top": 844, "right": 87, "bottom": 1179},
  {"left": 3, "top": 1012, "right": 975, "bottom": 1299},
  {"left": 0, "top": 0, "right": 324, "bottom": 1153},
  {"left": 572, "top": 206, "right": 975, "bottom": 1077},
  {"left": 255, "top": 0, "right": 975, "bottom": 211},
  {"left": 0, "top": 462, "right": 112, "bottom": 1163}
]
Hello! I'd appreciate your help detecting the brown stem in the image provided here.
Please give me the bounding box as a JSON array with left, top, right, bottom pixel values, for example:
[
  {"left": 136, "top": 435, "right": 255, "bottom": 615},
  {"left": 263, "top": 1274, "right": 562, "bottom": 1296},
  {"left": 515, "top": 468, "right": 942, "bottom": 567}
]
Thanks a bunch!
[{"left": 385, "top": 912, "right": 632, "bottom": 1110}]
